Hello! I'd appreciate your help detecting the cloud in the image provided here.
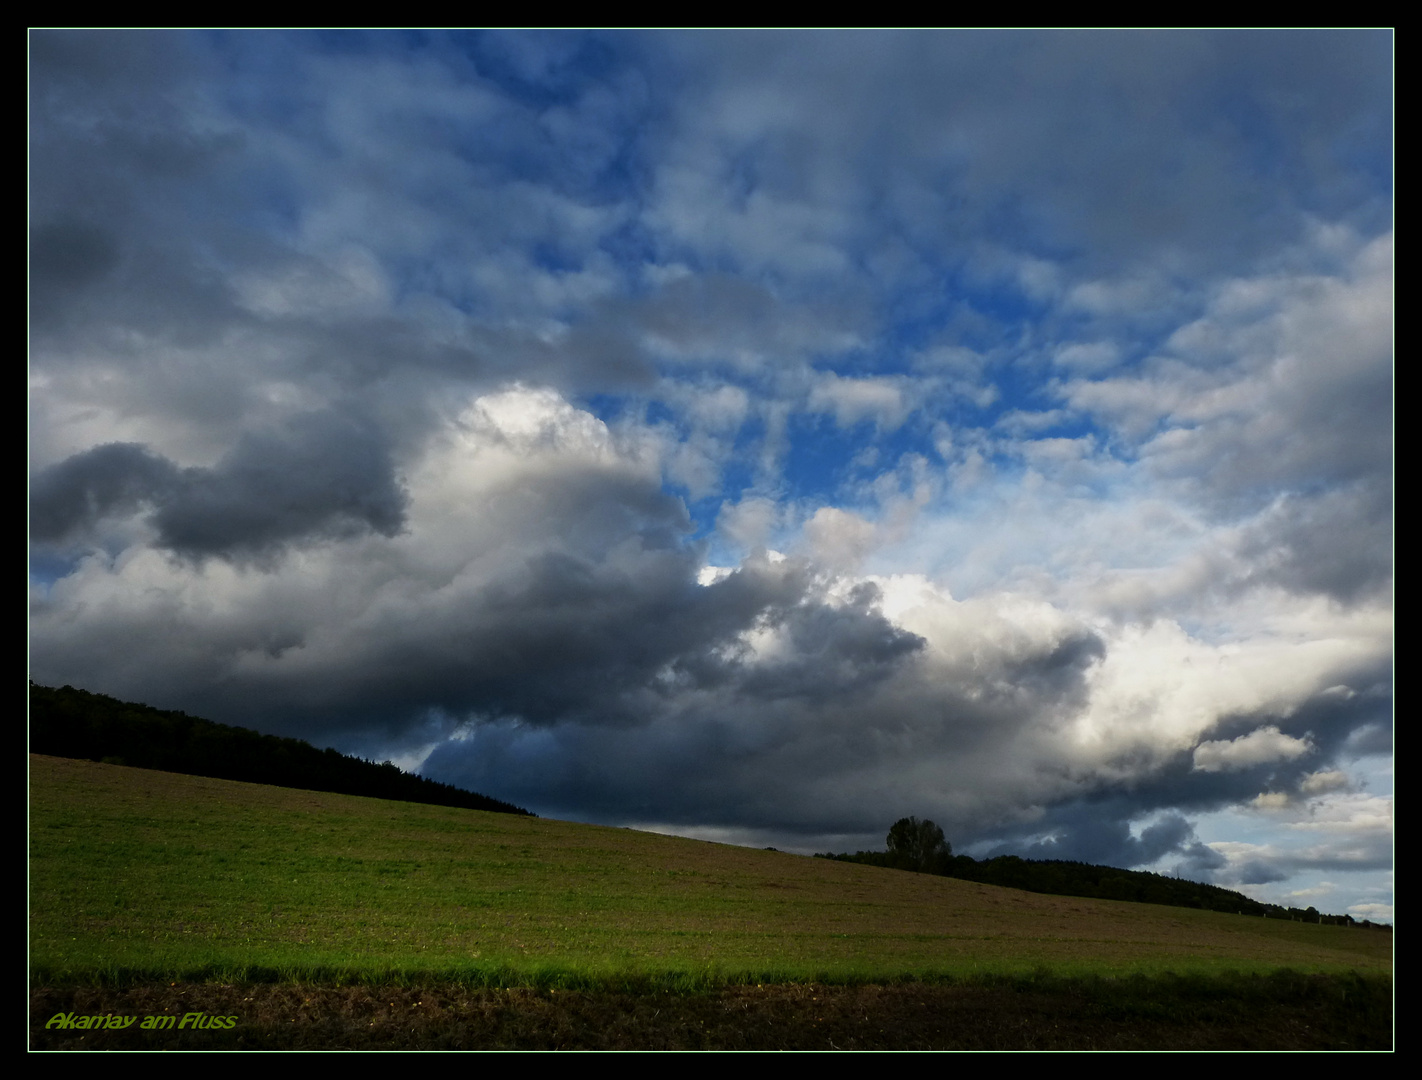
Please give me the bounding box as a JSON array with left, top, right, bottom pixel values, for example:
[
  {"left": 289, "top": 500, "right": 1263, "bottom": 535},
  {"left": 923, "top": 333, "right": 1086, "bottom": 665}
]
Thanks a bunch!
[
  {"left": 1193, "top": 726, "right": 1314, "bottom": 773},
  {"left": 30, "top": 389, "right": 921, "bottom": 735},
  {"left": 1204, "top": 790, "right": 1393, "bottom": 885},
  {"left": 1235, "top": 861, "right": 1290, "bottom": 885},
  {"left": 1299, "top": 769, "right": 1350, "bottom": 796},
  {"left": 807, "top": 373, "right": 911, "bottom": 431},
  {"left": 29, "top": 219, "right": 123, "bottom": 327},
  {"left": 1349, "top": 902, "right": 1393, "bottom": 922},
  {"left": 28, "top": 32, "right": 1390, "bottom": 913},
  {"left": 30, "top": 443, "right": 182, "bottom": 543},
  {"left": 1229, "top": 483, "right": 1393, "bottom": 604},
  {"left": 997, "top": 809, "right": 1211, "bottom": 869},
  {"left": 32, "top": 393, "right": 1165, "bottom": 843},
  {"left": 419, "top": 571, "right": 1107, "bottom": 836},
  {"left": 1062, "top": 231, "right": 1393, "bottom": 517},
  {"left": 31, "top": 413, "right": 407, "bottom": 561},
  {"left": 716, "top": 497, "right": 784, "bottom": 553},
  {"left": 1251, "top": 792, "right": 1292, "bottom": 811},
  {"left": 802, "top": 507, "right": 878, "bottom": 572},
  {"left": 651, "top": 30, "right": 1392, "bottom": 287}
]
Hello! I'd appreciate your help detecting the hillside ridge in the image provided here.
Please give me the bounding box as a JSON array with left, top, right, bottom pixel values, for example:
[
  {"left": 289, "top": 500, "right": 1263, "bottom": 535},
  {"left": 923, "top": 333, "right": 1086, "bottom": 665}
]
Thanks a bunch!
[{"left": 28, "top": 682, "right": 531, "bottom": 817}]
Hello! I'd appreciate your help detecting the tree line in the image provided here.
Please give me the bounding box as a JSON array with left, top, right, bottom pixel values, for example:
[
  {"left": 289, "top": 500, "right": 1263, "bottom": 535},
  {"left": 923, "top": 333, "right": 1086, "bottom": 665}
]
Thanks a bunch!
[
  {"left": 28, "top": 682, "right": 533, "bottom": 817},
  {"left": 817, "top": 817, "right": 1387, "bottom": 929}
]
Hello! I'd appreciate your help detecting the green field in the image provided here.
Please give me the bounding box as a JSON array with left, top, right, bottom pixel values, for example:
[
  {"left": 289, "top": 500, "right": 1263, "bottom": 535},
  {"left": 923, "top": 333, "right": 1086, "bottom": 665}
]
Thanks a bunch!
[{"left": 29, "top": 754, "right": 1390, "bottom": 988}]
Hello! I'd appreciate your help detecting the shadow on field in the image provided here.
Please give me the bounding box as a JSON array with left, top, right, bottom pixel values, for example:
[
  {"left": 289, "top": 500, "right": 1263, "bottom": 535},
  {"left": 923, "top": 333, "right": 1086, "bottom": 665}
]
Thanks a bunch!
[{"left": 31, "top": 971, "right": 1392, "bottom": 1051}]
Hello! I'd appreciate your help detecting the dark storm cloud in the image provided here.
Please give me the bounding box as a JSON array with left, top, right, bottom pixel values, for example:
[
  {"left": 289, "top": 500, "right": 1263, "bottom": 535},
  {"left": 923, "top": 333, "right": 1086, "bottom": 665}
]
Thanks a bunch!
[
  {"left": 152, "top": 412, "right": 407, "bottom": 558},
  {"left": 31, "top": 412, "right": 406, "bottom": 560},
  {"left": 736, "top": 582, "right": 925, "bottom": 703},
  {"left": 30, "top": 442, "right": 181, "bottom": 542},
  {"left": 29, "top": 220, "right": 122, "bottom": 326},
  {"left": 30, "top": 33, "right": 253, "bottom": 344},
  {"left": 1271, "top": 677, "right": 1392, "bottom": 761},
  {"left": 266, "top": 554, "right": 921, "bottom": 739},
  {"left": 29, "top": 28, "right": 196, "bottom": 97},
  {"left": 408, "top": 594, "right": 1107, "bottom": 836},
  {"left": 1169, "top": 845, "right": 1232, "bottom": 881},
  {"left": 985, "top": 804, "right": 1232, "bottom": 877},
  {"left": 1232, "top": 861, "right": 1288, "bottom": 885},
  {"left": 985, "top": 806, "right": 1213, "bottom": 869}
]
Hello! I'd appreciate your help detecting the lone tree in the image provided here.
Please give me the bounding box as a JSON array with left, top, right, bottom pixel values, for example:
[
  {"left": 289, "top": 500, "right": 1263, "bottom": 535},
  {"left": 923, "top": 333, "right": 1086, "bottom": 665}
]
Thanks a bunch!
[{"left": 886, "top": 816, "right": 952, "bottom": 874}]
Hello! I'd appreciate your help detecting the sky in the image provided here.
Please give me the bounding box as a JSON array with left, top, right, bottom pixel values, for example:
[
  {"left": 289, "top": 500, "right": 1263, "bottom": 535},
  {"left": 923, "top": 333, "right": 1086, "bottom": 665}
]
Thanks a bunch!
[{"left": 29, "top": 30, "right": 1392, "bottom": 922}]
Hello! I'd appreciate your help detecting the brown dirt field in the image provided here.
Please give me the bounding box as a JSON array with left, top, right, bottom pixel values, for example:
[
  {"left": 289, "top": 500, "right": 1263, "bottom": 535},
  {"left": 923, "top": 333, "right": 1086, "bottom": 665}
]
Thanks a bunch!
[{"left": 30, "top": 976, "right": 1392, "bottom": 1051}]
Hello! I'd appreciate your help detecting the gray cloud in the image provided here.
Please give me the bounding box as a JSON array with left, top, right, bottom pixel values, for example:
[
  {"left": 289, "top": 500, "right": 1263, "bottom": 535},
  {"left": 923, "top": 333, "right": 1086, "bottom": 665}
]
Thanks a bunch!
[
  {"left": 986, "top": 807, "right": 1207, "bottom": 869},
  {"left": 1234, "top": 861, "right": 1289, "bottom": 885},
  {"left": 651, "top": 30, "right": 1391, "bottom": 285},
  {"left": 399, "top": 571, "right": 1112, "bottom": 837},
  {"left": 30, "top": 442, "right": 181, "bottom": 543},
  {"left": 31, "top": 390, "right": 1119, "bottom": 840},
  {"left": 155, "top": 413, "right": 407, "bottom": 559},
  {"left": 1232, "top": 482, "right": 1392, "bottom": 603},
  {"left": 30, "top": 393, "right": 925, "bottom": 753},
  {"left": 31, "top": 412, "right": 406, "bottom": 560},
  {"left": 1169, "top": 843, "right": 1230, "bottom": 880},
  {"left": 29, "top": 220, "right": 122, "bottom": 327}
]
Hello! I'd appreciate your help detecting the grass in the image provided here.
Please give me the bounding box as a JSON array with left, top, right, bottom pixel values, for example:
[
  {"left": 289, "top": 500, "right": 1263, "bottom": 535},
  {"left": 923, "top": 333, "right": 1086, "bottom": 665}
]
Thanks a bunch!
[
  {"left": 29, "top": 755, "right": 1394, "bottom": 1048},
  {"left": 29, "top": 754, "right": 1391, "bottom": 989}
]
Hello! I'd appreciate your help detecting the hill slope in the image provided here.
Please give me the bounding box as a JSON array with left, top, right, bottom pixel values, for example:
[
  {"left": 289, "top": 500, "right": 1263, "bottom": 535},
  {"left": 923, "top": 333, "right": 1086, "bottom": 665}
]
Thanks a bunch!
[
  {"left": 29, "top": 755, "right": 1390, "bottom": 986},
  {"left": 29, "top": 682, "right": 530, "bottom": 816}
]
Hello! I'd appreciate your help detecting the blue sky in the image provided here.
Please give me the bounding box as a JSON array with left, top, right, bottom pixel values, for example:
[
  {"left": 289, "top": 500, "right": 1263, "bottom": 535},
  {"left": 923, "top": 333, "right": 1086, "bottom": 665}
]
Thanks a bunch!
[{"left": 30, "top": 30, "right": 1391, "bottom": 921}]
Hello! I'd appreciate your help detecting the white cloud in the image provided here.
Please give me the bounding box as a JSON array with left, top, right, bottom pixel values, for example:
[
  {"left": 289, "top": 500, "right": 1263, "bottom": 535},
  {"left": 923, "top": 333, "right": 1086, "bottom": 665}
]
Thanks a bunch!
[
  {"left": 801, "top": 507, "right": 878, "bottom": 573},
  {"left": 716, "top": 496, "right": 784, "bottom": 553},
  {"left": 1349, "top": 902, "right": 1393, "bottom": 922},
  {"left": 1299, "top": 769, "right": 1350, "bottom": 796},
  {"left": 994, "top": 409, "right": 1073, "bottom": 436},
  {"left": 1251, "top": 792, "right": 1292, "bottom": 811},
  {"left": 1052, "top": 342, "right": 1119, "bottom": 374},
  {"left": 807, "top": 372, "right": 912, "bottom": 431},
  {"left": 1194, "top": 726, "right": 1313, "bottom": 772}
]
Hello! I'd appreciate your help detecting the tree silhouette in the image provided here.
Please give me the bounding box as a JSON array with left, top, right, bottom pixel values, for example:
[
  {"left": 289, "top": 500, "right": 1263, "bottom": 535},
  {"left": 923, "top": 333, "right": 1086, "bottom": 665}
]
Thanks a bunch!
[{"left": 886, "top": 816, "right": 952, "bottom": 873}]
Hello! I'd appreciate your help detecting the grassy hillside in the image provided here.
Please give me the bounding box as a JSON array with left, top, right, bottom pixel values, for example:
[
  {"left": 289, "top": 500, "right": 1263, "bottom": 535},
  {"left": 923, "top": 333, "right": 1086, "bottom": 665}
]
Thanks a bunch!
[
  {"left": 29, "top": 755, "right": 1391, "bottom": 987},
  {"left": 29, "top": 682, "right": 532, "bottom": 816}
]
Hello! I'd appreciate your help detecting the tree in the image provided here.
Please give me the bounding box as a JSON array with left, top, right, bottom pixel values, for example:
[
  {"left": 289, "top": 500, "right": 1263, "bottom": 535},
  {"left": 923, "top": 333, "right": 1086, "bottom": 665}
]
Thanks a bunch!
[{"left": 886, "top": 816, "right": 952, "bottom": 874}]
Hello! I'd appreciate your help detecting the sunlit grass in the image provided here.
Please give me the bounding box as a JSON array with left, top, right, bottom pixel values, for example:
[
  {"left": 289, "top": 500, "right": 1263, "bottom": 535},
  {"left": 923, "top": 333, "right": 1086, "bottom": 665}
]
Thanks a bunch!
[{"left": 30, "top": 755, "right": 1392, "bottom": 987}]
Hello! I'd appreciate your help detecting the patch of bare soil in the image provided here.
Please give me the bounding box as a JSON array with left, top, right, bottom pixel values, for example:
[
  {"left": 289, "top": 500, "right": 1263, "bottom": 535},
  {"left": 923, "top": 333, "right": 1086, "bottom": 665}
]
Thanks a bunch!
[{"left": 30, "top": 975, "right": 1391, "bottom": 1051}]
